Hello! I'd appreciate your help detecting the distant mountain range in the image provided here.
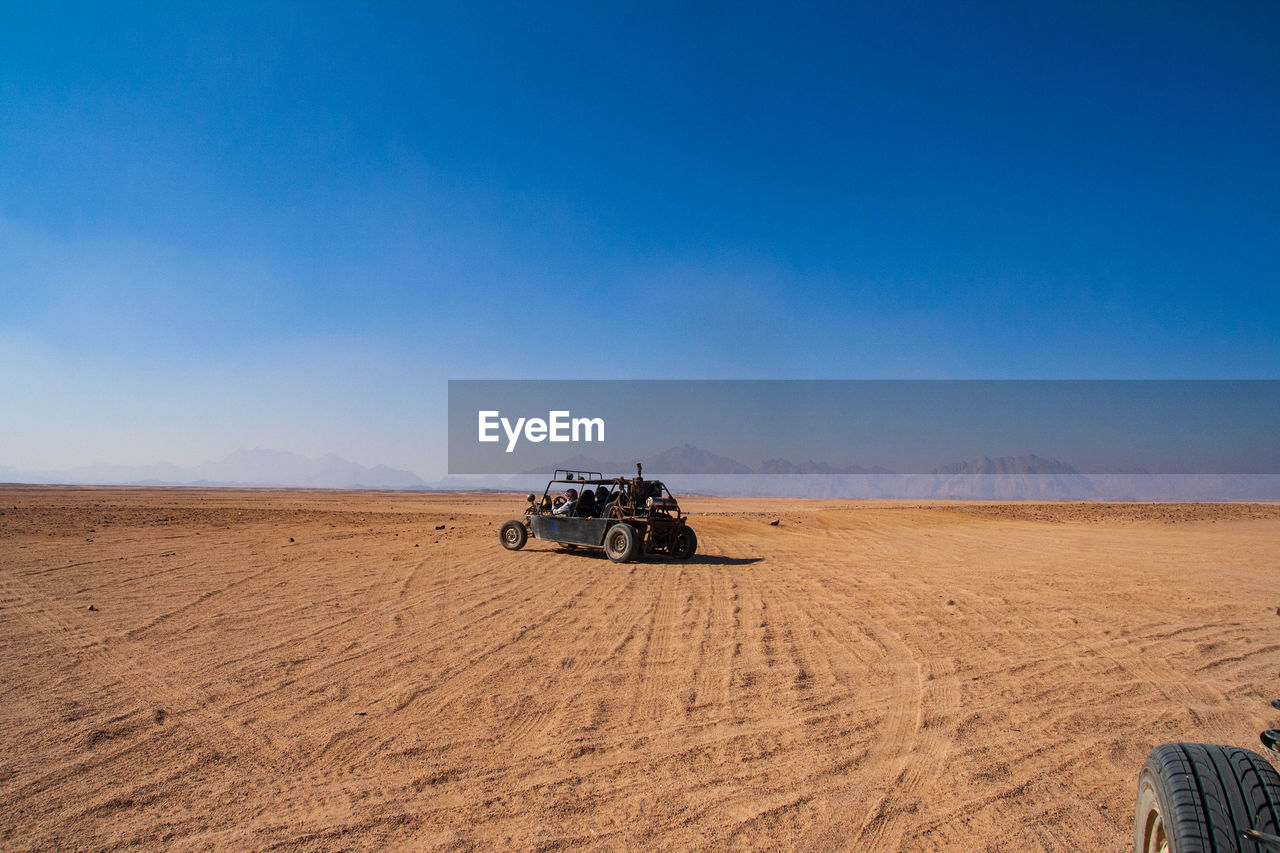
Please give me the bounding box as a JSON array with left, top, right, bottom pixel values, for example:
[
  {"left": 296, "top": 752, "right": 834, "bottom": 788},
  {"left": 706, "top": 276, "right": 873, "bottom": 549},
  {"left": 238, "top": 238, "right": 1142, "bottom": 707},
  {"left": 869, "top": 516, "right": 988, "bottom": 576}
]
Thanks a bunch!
[
  {"left": 527, "top": 447, "right": 1075, "bottom": 477},
  {"left": 4, "top": 445, "right": 1273, "bottom": 500},
  {"left": 522, "top": 447, "right": 1278, "bottom": 500},
  {"left": 930, "top": 454, "right": 1078, "bottom": 476},
  {"left": 525, "top": 444, "right": 895, "bottom": 476},
  {"left": 0, "top": 448, "right": 427, "bottom": 490},
  {"left": 760, "top": 458, "right": 894, "bottom": 475},
  {"left": 524, "top": 444, "right": 754, "bottom": 476}
]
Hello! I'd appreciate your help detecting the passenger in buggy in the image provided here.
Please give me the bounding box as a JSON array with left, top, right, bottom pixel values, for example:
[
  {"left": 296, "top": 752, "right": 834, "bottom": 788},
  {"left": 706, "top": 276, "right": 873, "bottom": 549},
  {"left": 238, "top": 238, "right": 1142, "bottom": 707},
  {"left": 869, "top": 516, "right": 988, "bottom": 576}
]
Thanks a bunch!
[
  {"left": 552, "top": 488, "right": 578, "bottom": 516},
  {"left": 594, "top": 486, "right": 612, "bottom": 517}
]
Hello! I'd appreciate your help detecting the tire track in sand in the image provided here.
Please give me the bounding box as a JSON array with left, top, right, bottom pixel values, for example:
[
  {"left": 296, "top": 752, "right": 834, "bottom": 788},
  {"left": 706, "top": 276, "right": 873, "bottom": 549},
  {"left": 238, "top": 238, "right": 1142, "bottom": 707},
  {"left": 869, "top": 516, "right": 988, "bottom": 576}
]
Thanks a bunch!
[
  {"left": 767, "top": 537, "right": 956, "bottom": 852},
  {"left": 0, "top": 571, "right": 302, "bottom": 779},
  {"left": 627, "top": 564, "right": 681, "bottom": 725},
  {"left": 496, "top": 562, "right": 647, "bottom": 749},
  {"left": 313, "top": 553, "right": 618, "bottom": 770}
]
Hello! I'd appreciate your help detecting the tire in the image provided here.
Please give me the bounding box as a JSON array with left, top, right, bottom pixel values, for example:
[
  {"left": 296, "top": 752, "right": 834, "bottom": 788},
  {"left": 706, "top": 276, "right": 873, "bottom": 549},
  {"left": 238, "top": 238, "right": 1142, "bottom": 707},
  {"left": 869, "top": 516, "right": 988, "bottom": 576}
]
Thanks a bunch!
[
  {"left": 499, "top": 520, "right": 527, "bottom": 551},
  {"left": 604, "top": 523, "right": 639, "bottom": 563},
  {"left": 1134, "top": 742, "right": 1280, "bottom": 853},
  {"left": 674, "top": 526, "right": 697, "bottom": 560}
]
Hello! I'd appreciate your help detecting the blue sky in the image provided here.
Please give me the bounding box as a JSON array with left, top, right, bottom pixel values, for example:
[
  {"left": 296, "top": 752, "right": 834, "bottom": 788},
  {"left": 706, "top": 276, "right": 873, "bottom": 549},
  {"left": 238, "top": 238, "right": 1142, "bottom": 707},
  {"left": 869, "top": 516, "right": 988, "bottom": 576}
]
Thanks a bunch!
[{"left": 2, "top": 2, "right": 1277, "bottom": 476}]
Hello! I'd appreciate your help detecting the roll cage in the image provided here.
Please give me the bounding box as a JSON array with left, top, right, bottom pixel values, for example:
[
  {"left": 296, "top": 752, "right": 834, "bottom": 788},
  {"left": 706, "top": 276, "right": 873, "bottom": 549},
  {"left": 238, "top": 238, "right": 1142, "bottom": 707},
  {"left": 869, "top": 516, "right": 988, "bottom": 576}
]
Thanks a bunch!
[{"left": 528, "top": 466, "right": 684, "bottom": 522}]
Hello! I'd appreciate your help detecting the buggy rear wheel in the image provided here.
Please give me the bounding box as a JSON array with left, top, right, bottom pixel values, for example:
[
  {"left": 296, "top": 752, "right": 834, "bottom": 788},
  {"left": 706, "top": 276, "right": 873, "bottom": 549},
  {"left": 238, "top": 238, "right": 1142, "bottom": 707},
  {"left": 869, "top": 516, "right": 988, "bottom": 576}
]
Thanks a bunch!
[
  {"left": 604, "top": 523, "right": 639, "bottom": 563},
  {"left": 1134, "top": 742, "right": 1280, "bottom": 852},
  {"left": 674, "top": 526, "right": 697, "bottom": 560},
  {"left": 499, "top": 520, "right": 527, "bottom": 550}
]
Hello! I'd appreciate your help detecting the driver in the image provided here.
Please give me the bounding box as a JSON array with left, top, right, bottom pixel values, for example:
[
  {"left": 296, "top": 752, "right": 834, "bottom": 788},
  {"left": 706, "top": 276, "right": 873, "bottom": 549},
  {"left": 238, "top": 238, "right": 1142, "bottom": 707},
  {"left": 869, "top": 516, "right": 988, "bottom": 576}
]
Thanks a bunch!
[{"left": 552, "top": 488, "right": 578, "bottom": 516}]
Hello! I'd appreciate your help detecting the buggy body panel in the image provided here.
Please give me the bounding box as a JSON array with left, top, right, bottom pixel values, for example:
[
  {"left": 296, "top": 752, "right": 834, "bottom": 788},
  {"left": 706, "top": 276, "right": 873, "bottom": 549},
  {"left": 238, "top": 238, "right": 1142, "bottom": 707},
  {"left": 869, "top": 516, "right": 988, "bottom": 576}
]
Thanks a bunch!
[{"left": 529, "top": 514, "right": 610, "bottom": 547}]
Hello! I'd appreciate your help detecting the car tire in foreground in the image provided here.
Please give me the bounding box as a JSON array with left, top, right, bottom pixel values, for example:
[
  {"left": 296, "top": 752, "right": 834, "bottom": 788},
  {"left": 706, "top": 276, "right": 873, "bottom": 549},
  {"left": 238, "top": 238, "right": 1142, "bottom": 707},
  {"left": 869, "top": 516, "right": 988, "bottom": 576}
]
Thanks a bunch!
[
  {"left": 1134, "top": 742, "right": 1280, "bottom": 853},
  {"left": 674, "top": 526, "right": 698, "bottom": 560},
  {"left": 604, "top": 523, "right": 639, "bottom": 563},
  {"left": 499, "top": 520, "right": 528, "bottom": 551}
]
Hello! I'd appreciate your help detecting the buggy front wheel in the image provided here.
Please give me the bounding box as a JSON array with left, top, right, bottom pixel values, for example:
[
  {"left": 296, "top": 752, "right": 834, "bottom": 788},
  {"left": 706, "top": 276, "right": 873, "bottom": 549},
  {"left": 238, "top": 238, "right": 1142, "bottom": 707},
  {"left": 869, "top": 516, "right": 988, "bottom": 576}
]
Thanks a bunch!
[{"left": 499, "top": 520, "right": 528, "bottom": 550}]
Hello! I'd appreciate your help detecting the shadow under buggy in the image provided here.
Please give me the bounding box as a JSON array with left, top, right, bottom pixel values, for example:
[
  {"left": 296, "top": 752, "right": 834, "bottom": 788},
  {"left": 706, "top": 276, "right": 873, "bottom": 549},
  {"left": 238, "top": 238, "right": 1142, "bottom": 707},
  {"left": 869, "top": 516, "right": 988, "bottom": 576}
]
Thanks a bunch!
[{"left": 499, "top": 466, "right": 697, "bottom": 563}]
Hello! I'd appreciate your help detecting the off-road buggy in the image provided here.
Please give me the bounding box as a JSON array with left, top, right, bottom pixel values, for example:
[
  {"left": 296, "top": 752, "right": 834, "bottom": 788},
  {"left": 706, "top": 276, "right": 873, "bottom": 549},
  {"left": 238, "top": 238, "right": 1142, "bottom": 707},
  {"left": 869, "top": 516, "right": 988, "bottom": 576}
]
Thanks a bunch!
[
  {"left": 1133, "top": 680, "right": 1280, "bottom": 851},
  {"left": 498, "top": 464, "right": 697, "bottom": 563}
]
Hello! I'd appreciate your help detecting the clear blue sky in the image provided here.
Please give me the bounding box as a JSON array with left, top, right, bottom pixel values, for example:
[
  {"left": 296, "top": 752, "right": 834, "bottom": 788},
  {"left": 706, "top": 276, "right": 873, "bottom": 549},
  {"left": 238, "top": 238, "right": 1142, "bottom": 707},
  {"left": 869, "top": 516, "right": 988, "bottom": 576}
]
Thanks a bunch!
[{"left": 2, "top": 2, "right": 1277, "bottom": 476}]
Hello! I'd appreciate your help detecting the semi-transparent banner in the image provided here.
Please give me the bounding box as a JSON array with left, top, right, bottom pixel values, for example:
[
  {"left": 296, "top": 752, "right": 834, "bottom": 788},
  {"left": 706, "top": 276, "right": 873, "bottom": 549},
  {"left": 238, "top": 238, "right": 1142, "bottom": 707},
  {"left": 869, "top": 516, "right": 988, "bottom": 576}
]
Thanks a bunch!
[{"left": 447, "top": 380, "right": 1280, "bottom": 499}]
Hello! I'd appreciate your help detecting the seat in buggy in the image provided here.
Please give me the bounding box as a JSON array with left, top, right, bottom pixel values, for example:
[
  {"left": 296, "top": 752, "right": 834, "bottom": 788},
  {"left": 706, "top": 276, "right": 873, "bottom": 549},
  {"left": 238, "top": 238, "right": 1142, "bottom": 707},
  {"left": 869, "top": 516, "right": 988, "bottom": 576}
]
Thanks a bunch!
[{"left": 574, "top": 488, "right": 597, "bottom": 518}]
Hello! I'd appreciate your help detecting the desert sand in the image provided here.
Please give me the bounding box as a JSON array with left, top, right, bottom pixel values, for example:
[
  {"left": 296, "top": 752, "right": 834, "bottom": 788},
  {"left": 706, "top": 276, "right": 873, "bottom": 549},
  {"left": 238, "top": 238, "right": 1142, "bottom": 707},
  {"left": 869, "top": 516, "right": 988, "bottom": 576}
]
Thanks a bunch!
[{"left": 1, "top": 487, "right": 1277, "bottom": 851}]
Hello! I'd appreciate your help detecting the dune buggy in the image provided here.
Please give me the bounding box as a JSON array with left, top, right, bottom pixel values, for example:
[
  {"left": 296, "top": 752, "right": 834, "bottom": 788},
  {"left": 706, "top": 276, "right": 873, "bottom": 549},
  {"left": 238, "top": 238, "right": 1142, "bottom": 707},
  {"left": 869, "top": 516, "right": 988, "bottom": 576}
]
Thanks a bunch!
[{"left": 498, "top": 464, "right": 697, "bottom": 563}]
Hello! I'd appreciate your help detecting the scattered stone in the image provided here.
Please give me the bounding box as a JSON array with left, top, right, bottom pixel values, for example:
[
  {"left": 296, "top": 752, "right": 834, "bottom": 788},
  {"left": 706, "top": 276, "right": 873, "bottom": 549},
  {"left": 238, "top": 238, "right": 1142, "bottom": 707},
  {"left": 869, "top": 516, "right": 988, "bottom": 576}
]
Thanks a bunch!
[
  {"left": 414, "top": 544, "right": 419, "bottom": 547},
  {"left": 434, "top": 524, "right": 445, "bottom": 530},
  {"left": 355, "top": 711, "right": 367, "bottom": 716},
  {"left": 769, "top": 519, "right": 780, "bottom": 526},
  {"left": 947, "top": 600, "right": 956, "bottom": 606},
  {"left": 153, "top": 709, "right": 167, "bottom": 724},
  {"left": 288, "top": 537, "right": 295, "bottom": 543},
  {"left": 85, "top": 538, "right": 93, "bottom": 542},
  {"left": 87, "top": 604, "right": 98, "bottom": 612}
]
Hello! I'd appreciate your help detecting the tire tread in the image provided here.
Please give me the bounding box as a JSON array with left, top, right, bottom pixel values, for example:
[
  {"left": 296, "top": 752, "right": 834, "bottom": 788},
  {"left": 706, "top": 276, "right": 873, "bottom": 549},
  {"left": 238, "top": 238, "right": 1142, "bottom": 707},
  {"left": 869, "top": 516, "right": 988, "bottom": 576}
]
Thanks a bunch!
[{"left": 1137, "top": 743, "right": 1280, "bottom": 853}]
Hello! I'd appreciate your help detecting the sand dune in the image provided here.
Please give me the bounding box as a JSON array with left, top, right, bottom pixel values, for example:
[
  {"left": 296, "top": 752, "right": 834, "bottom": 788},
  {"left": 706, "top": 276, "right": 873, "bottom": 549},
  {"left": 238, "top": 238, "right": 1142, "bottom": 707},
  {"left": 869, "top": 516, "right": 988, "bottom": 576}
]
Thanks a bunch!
[{"left": 1, "top": 487, "right": 1277, "bottom": 851}]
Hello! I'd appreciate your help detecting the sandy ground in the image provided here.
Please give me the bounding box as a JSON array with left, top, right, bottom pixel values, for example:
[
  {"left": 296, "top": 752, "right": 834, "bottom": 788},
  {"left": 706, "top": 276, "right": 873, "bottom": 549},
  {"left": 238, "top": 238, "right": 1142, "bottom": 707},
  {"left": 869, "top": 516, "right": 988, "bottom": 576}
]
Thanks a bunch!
[{"left": 1, "top": 487, "right": 1278, "bottom": 851}]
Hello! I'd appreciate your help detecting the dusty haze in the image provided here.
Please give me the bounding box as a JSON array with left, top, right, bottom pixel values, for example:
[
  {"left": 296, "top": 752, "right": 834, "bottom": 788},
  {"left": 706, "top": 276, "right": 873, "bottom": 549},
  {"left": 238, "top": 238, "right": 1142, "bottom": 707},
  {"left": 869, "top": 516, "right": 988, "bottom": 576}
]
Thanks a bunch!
[{"left": 1, "top": 487, "right": 1277, "bottom": 850}]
